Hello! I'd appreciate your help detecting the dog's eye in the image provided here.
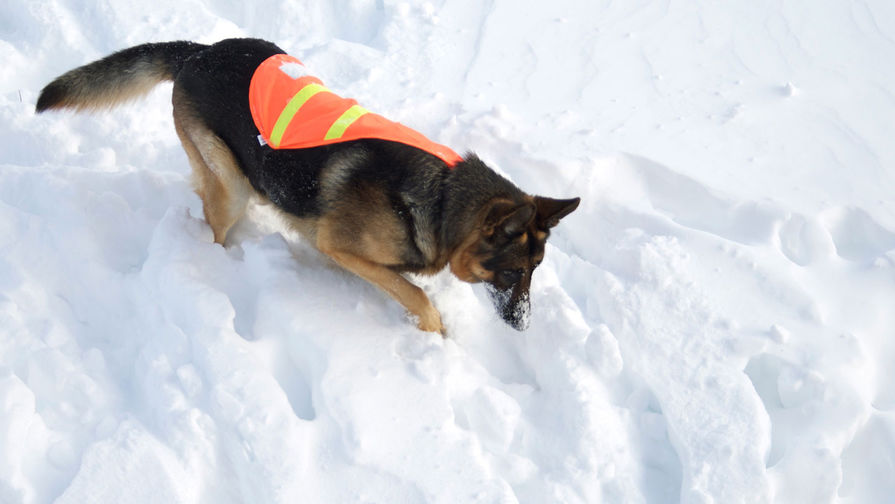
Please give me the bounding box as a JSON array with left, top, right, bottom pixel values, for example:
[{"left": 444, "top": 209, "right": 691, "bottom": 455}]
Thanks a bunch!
[{"left": 499, "top": 269, "right": 523, "bottom": 285}]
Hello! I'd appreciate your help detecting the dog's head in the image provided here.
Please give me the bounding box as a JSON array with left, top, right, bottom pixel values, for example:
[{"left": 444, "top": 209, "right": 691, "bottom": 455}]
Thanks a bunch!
[{"left": 451, "top": 195, "right": 580, "bottom": 330}]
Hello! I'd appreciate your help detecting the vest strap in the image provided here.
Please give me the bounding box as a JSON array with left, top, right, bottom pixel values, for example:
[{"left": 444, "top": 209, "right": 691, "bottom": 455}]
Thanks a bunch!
[
  {"left": 270, "top": 82, "right": 329, "bottom": 148},
  {"left": 325, "top": 105, "right": 369, "bottom": 140}
]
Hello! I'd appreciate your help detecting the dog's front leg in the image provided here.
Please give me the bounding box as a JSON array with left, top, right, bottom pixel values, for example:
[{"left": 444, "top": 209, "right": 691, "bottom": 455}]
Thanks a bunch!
[{"left": 320, "top": 249, "right": 445, "bottom": 335}]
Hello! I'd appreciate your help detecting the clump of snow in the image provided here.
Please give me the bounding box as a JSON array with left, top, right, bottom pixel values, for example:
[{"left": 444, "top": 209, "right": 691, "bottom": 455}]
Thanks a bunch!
[
  {"left": 769, "top": 324, "right": 790, "bottom": 344},
  {"left": 2, "top": 1, "right": 895, "bottom": 503},
  {"left": 278, "top": 61, "right": 310, "bottom": 80}
]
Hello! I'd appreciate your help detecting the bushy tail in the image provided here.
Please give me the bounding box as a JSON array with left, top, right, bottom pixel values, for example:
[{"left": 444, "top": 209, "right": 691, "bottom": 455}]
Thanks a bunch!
[{"left": 36, "top": 41, "right": 208, "bottom": 113}]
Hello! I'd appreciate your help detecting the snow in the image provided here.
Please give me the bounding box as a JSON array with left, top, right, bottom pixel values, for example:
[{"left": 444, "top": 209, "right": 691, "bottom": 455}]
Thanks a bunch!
[{"left": 2, "top": 0, "right": 894, "bottom": 502}]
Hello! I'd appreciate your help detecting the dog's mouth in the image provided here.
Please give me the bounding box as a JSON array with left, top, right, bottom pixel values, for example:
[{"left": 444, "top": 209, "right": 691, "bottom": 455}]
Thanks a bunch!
[{"left": 486, "top": 284, "right": 531, "bottom": 331}]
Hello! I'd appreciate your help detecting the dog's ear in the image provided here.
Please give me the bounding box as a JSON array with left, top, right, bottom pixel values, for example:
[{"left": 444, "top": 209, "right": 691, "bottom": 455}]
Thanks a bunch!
[
  {"left": 534, "top": 196, "right": 580, "bottom": 229},
  {"left": 483, "top": 200, "right": 536, "bottom": 237}
]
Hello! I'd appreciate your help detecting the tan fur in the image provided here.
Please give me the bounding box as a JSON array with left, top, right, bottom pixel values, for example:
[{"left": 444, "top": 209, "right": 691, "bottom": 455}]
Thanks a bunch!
[
  {"left": 471, "top": 262, "right": 495, "bottom": 281},
  {"left": 319, "top": 185, "right": 408, "bottom": 265},
  {"left": 277, "top": 211, "right": 320, "bottom": 243},
  {"left": 49, "top": 61, "right": 170, "bottom": 113},
  {"left": 447, "top": 232, "right": 488, "bottom": 283},
  {"left": 173, "top": 89, "right": 254, "bottom": 244},
  {"left": 317, "top": 226, "right": 445, "bottom": 334}
]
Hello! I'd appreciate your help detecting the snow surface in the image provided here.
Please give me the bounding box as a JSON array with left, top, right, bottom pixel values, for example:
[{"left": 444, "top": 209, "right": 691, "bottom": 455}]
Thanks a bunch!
[{"left": 2, "top": 0, "right": 895, "bottom": 502}]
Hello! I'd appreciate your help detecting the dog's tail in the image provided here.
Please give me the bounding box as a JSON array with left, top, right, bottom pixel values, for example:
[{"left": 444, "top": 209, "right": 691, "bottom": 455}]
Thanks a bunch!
[{"left": 36, "top": 41, "right": 208, "bottom": 113}]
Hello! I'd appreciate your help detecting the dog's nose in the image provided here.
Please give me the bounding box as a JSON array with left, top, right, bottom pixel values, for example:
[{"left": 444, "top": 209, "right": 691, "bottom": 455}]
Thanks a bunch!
[{"left": 501, "top": 296, "right": 531, "bottom": 331}]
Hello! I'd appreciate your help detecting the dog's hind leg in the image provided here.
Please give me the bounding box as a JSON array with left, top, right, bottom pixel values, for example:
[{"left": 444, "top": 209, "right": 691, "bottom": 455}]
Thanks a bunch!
[{"left": 173, "top": 88, "right": 252, "bottom": 244}]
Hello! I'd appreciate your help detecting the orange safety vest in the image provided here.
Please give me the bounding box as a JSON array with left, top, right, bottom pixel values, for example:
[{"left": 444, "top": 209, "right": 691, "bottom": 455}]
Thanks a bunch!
[{"left": 249, "top": 54, "right": 462, "bottom": 167}]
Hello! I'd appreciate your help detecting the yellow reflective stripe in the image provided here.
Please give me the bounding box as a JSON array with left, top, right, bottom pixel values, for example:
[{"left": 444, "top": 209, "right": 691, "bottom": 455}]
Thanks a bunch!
[
  {"left": 324, "top": 105, "right": 369, "bottom": 140},
  {"left": 269, "top": 82, "right": 328, "bottom": 147}
]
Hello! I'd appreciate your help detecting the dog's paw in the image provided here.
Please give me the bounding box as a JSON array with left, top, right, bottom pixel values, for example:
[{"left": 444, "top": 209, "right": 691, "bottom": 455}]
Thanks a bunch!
[{"left": 416, "top": 305, "right": 446, "bottom": 337}]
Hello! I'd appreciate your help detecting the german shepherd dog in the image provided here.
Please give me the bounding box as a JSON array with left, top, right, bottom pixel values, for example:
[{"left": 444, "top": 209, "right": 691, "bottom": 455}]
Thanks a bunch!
[{"left": 36, "top": 38, "right": 579, "bottom": 334}]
